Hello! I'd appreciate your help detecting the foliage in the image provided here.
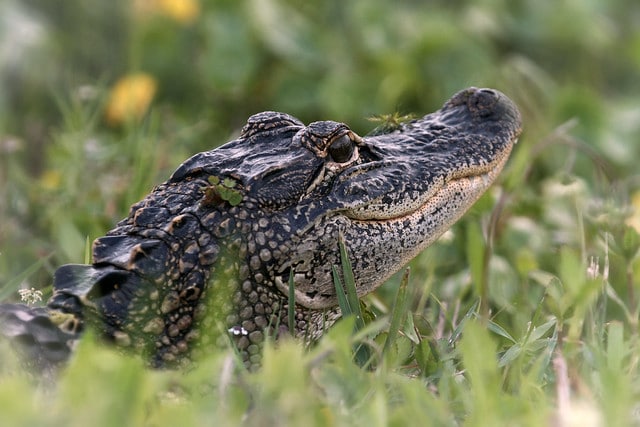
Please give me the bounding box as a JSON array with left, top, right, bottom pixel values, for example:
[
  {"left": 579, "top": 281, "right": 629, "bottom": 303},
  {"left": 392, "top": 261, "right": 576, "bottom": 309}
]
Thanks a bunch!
[{"left": 1, "top": 0, "right": 640, "bottom": 425}]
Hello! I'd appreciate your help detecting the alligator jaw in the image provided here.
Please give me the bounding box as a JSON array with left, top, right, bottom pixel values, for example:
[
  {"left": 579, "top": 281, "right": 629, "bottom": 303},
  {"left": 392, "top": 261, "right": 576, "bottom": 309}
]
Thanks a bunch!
[
  {"left": 285, "top": 151, "right": 515, "bottom": 311},
  {"left": 348, "top": 148, "right": 512, "bottom": 224}
]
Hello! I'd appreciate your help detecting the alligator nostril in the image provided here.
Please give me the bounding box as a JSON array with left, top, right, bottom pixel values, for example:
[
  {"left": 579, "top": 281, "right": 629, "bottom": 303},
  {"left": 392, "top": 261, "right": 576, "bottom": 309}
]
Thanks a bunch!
[
  {"left": 479, "top": 88, "right": 497, "bottom": 96},
  {"left": 470, "top": 88, "right": 499, "bottom": 117}
]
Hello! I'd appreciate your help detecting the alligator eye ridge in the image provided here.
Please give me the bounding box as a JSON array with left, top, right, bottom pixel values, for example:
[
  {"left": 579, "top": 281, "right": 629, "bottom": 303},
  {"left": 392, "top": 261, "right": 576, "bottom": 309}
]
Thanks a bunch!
[{"left": 328, "top": 134, "right": 354, "bottom": 163}]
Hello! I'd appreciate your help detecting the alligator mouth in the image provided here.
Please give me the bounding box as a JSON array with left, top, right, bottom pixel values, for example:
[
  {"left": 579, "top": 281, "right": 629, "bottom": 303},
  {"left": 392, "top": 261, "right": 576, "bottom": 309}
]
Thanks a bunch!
[
  {"left": 343, "top": 147, "right": 513, "bottom": 223},
  {"left": 396, "top": 170, "right": 496, "bottom": 222}
]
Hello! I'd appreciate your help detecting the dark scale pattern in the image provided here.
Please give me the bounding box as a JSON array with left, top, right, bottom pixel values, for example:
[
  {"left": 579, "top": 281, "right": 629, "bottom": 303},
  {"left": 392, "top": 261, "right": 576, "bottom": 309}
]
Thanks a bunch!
[{"left": 1, "top": 88, "right": 522, "bottom": 371}]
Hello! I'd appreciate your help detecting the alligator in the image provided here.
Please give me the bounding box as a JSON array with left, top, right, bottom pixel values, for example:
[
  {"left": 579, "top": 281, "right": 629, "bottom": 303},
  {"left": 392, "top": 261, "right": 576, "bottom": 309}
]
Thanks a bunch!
[{"left": 0, "top": 87, "right": 522, "bottom": 371}]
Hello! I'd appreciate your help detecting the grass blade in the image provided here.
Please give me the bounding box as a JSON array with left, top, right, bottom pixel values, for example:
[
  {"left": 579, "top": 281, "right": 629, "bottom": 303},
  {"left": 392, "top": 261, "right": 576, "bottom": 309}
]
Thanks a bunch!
[
  {"left": 338, "top": 234, "right": 364, "bottom": 331},
  {"left": 333, "top": 235, "right": 371, "bottom": 367},
  {"left": 383, "top": 267, "right": 411, "bottom": 356},
  {"left": 486, "top": 319, "right": 517, "bottom": 343},
  {"left": 332, "top": 265, "right": 351, "bottom": 316},
  {"left": 449, "top": 300, "right": 479, "bottom": 345}
]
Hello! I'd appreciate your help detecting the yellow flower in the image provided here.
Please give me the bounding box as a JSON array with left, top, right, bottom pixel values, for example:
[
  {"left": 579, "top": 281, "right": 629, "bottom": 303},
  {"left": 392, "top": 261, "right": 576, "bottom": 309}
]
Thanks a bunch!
[
  {"left": 105, "top": 73, "right": 157, "bottom": 126},
  {"left": 132, "top": 0, "right": 200, "bottom": 25},
  {"left": 40, "top": 169, "right": 62, "bottom": 190},
  {"left": 158, "top": 0, "right": 200, "bottom": 24}
]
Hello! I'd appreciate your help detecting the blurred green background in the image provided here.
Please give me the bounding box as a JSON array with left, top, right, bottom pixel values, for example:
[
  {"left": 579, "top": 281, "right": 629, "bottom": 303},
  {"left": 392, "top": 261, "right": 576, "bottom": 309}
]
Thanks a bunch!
[
  {"left": 2, "top": 1, "right": 640, "bottom": 424},
  {"left": 1, "top": 0, "right": 639, "bottom": 308}
]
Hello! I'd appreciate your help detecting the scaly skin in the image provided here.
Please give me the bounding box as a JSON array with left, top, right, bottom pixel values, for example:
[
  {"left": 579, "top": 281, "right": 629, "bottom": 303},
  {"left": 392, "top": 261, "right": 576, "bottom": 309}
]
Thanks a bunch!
[{"left": 0, "top": 87, "right": 522, "bottom": 370}]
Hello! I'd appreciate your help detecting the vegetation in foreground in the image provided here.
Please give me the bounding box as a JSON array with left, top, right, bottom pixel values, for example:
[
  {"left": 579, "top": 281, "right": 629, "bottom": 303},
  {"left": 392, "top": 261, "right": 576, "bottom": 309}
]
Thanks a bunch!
[{"left": 1, "top": 1, "right": 640, "bottom": 426}]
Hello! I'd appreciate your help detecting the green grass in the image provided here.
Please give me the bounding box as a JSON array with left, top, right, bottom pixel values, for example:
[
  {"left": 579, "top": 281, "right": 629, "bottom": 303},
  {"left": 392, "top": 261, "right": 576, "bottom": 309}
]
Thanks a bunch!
[{"left": 2, "top": 0, "right": 640, "bottom": 426}]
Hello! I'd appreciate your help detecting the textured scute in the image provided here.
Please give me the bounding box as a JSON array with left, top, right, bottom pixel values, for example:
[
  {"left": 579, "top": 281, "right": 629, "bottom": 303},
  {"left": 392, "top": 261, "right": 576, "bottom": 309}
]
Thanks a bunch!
[
  {"left": 53, "top": 264, "right": 125, "bottom": 299},
  {"left": 170, "top": 121, "right": 304, "bottom": 184},
  {"left": 52, "top": 264, "right": 146, "bottom": 329},
  {"left": 93, "top": 236, "right": 169, "bottom": 278},
  {"left": 0, "top": 304, "right": 76, "bottom": 365}
]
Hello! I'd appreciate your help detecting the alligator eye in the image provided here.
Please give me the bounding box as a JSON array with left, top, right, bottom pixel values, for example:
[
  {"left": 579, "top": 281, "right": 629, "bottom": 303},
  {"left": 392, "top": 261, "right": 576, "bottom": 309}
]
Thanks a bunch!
[{"left": 328, "top": 134, "right": 354, "bottom": 163}]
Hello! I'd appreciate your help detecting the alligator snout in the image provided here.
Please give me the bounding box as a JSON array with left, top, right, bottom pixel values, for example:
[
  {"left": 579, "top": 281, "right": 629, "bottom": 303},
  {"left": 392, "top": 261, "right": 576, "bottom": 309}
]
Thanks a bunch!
[{"left": 453, "top": 87, "right": 523, "bottom": 128}]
